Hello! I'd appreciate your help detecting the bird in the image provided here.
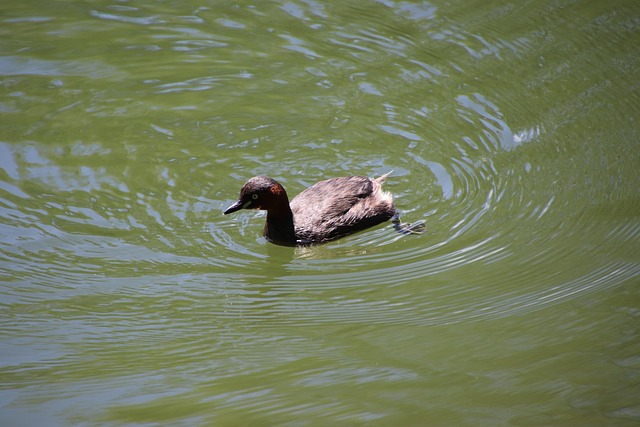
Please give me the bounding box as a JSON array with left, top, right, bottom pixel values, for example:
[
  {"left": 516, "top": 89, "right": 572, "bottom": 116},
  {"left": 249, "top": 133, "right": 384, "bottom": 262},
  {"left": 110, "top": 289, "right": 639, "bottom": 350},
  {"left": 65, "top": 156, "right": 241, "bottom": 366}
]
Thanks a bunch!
[{"left": 223, "top": 173, "right": 399, "bottom": 245}]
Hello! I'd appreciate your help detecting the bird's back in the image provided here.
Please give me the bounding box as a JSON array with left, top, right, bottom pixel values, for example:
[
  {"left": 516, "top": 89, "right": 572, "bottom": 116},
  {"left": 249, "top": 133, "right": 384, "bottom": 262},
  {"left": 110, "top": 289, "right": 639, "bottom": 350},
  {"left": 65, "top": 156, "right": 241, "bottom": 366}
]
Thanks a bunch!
[{"left": 290, "top": 175, "right": 395, "bottom": 243}]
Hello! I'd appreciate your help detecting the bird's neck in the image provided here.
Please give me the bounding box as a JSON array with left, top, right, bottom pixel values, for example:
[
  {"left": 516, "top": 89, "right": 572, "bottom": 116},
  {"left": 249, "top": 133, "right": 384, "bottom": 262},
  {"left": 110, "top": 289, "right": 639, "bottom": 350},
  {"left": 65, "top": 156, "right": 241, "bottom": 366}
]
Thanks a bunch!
[{"left": 263, "top": 202, "right": 297, "bottom": 245}]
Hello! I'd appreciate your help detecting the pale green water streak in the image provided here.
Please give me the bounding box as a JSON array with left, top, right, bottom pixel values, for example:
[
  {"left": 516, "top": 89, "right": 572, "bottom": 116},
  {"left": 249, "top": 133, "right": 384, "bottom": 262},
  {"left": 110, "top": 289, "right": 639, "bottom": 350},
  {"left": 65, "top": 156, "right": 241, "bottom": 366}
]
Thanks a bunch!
[{"left": 1, "top": 0, "right": 639, "bottom": 426}]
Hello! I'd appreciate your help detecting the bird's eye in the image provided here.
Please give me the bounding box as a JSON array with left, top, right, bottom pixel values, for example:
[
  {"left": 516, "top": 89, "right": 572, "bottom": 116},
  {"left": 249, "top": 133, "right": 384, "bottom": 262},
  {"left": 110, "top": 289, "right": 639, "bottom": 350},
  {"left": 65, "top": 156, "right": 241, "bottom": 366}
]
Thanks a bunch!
[{"left": 252, "top": 194, "right": 259, "bottom": 200}]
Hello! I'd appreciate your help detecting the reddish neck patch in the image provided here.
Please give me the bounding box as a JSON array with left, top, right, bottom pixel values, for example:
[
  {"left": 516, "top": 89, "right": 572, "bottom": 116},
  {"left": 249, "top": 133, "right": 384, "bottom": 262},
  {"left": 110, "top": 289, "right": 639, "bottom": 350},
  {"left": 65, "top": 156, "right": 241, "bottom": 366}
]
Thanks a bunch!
[{"left": 264, "top": 184, "right": 292, "bottom": 216}]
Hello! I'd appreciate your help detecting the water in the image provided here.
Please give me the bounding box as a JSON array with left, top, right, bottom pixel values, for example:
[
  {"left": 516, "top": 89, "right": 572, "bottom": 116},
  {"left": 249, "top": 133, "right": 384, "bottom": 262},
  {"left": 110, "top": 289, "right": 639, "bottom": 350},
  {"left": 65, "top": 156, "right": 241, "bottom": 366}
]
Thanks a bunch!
[{"left": 1, "top": 0, "right": 639, "bottom": 425}]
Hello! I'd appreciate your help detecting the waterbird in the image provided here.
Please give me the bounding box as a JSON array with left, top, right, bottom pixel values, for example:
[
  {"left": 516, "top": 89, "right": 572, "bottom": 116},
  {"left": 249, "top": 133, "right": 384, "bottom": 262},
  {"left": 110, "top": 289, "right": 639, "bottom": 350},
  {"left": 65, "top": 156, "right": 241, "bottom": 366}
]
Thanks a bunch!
[{"left": 224, "top": 173, "right": 423, "bottom": 245}]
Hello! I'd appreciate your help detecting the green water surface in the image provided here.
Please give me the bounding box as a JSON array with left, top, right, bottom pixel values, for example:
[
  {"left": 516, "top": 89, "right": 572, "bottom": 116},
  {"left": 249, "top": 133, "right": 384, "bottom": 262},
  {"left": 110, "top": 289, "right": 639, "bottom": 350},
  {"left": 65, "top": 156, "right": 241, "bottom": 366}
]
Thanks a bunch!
[{"left": 1, "top": 0, "right": 639, "bottom": 426}]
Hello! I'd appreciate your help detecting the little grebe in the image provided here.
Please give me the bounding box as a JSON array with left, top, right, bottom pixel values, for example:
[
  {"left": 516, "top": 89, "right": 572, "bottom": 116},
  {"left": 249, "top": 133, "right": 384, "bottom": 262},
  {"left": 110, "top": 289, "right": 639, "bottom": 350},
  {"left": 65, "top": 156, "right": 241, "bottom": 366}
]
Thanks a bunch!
[{"left": 224, "top": 173, "right": 396, "bottom": 245}]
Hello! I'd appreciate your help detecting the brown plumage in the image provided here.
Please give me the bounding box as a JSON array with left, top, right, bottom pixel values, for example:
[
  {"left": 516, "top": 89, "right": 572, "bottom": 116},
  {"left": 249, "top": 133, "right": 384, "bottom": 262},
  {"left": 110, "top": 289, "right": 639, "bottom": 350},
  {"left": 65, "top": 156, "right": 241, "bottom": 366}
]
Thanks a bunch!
[{"left": 223, "top": 173, "right": 396, "bottom": 245}]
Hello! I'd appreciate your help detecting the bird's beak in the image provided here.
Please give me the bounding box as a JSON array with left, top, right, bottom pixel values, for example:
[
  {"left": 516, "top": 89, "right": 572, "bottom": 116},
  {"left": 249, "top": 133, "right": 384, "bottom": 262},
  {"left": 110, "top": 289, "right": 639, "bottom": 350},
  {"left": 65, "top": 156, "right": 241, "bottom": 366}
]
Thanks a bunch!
[{"left": 223, "top": 199, "right": 250, "bottom": 214}]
